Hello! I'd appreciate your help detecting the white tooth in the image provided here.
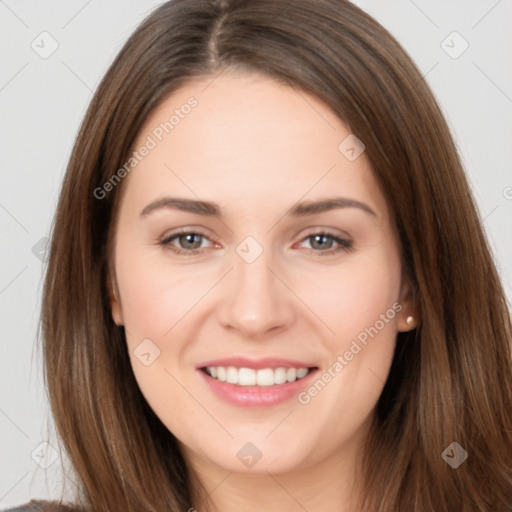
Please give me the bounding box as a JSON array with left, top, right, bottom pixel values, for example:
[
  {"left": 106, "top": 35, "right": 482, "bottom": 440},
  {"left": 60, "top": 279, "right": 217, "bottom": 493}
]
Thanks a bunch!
[
  {"left": 209, "top": 366, "right": 309, "bottom": 386},
  {"left": 256, "top": 368, "right": 275, "bottom": 386},
  {"left": 226, "top": 366, "right": 238, "bottom": 384},
  {"left": 296, "top": 368, "right": 309, "bottom": 379},
  {"left": 217, "top": 367, "right": 227, "bottom": 382},
  {"left": 238, "top": 367, "right": 256, "bottom": 386},
  {"left": 274, "top": 367, "right": 287, "bottom": 385},
  {"left": 286, "top": 368, "right": 297, "bottom": 382}
]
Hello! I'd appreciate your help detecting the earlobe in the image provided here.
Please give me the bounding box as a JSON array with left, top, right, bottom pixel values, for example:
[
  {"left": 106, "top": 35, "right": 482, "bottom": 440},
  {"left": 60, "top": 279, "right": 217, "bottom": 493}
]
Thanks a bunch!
[
  {"left": 397, "top": 309, "right": 419, "bottom": 332},
  {"left": 397, "top": 276, "right": 420, "bottom": 332},
  {"left": 108, "top": 276, "right": 124, "bottom": 326}
]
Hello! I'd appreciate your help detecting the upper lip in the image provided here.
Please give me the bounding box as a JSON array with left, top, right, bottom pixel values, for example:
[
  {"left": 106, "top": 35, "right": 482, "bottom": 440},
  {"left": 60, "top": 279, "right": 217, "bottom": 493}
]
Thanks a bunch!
[{"left": 196, "top": 357, "right": 318, "bottom": 370}]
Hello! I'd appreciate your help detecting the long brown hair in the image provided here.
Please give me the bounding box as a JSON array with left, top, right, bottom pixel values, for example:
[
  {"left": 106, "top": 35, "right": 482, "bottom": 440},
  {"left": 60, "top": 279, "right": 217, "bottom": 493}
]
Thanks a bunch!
[{"left": 40, "top": 0, "right": 512, "bottom": 510}]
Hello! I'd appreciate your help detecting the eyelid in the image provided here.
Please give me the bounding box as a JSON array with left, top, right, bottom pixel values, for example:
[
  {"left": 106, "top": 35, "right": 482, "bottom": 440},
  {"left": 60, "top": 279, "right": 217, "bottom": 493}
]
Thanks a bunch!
[
  {"left": 295, "top": 226, "right": 352, "bottom": 242},
  {"left": 159, "top": 227, "right": 219, "bottom": 251},
  {"left": 293, "top": 228, "right": 354, "bottom": 255}
]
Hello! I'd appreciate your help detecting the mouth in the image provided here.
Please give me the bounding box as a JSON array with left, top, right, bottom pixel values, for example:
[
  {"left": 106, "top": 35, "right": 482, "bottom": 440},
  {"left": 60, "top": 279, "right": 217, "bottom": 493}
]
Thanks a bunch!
[
  {"left": 196, "top": 358, "right": 319, "bottom": 407},
  {"left": 200, "top": 366, "right": 314, "bottom": 386}
]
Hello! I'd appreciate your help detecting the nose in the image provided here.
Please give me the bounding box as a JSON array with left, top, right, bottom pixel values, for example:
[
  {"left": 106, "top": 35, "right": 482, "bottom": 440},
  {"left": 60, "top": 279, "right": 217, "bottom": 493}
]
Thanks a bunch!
[{"left": 216, "top": 248, "right": 296, "bottom": 338}]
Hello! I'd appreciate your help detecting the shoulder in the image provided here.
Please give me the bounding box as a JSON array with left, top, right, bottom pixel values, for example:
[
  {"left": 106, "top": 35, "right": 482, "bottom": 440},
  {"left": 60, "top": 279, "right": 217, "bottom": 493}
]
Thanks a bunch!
[{"left": 1, "top": 501, "right": 81, "bottom": 512}]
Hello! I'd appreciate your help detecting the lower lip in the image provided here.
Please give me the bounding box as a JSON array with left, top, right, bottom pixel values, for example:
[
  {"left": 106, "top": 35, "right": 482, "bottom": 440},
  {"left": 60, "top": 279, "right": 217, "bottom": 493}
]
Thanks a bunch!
[{"left": 198, "top": 369, "right": 318, "bottom": 407}]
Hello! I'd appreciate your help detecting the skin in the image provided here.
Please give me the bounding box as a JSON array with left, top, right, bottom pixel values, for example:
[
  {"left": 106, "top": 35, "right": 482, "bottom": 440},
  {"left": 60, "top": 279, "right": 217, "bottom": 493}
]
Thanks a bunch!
[{"left": 109, "top": 70, "right": 417, "bottom": 512}]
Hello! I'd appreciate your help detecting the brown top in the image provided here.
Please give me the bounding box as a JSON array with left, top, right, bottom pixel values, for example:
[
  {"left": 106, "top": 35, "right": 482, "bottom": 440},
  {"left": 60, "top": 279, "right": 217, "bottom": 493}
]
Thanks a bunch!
[{"left": 1, "top": 501, "right": 79, "bottom": 512}]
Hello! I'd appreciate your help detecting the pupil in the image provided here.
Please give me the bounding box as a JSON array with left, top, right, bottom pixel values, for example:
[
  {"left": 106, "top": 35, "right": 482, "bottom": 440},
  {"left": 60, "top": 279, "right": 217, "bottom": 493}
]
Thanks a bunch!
[
  {"left": 181, "top": 234, "right": 201, "bottom": 249},
  {"left": 312, "top": 234, "right": 332, "bottom": 250}
]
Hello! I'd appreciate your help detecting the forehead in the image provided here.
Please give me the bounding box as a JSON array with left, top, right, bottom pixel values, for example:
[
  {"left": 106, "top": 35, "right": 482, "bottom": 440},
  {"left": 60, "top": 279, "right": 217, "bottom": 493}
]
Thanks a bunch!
[{"left": 121, "top": 71, "right": 388, "bottom": 221}]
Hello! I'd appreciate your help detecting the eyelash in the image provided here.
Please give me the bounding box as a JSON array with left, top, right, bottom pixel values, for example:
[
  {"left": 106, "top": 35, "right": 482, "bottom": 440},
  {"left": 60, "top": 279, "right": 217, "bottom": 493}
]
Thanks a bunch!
[{"left": 158, "top": 228, "right": 353, "bottom": 257}]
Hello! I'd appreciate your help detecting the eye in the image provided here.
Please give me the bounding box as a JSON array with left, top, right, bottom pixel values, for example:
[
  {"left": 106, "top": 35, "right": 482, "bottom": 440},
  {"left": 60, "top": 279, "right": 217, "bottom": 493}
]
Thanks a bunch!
[
  {"left": 159, "top": 230, "right": 216, "bottom": 255},
  {"left": 297, "top": 231, "right": 353, "bottom": 256}
]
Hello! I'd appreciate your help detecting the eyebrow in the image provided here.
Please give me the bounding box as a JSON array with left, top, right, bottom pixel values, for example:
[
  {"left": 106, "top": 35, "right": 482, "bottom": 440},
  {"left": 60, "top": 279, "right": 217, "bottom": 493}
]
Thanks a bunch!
[{"left": 139, "top": 196, "right": 377, "bottom": 219}]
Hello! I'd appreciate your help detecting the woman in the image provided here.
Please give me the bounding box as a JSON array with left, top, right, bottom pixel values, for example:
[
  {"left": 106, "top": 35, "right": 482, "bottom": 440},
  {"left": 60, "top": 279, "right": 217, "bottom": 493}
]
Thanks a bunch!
[{"left": 6, "top": 0, "right": 512, "bottom": 510}]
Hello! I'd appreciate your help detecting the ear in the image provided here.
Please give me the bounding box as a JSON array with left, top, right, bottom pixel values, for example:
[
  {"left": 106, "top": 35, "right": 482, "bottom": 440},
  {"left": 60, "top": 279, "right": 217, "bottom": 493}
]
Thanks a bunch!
[
  {"left": 396, "top": 274, "right": 420, "bottom": 332},
  {"left": 107, "top": 273, "right": 124, "bottom": 326}
]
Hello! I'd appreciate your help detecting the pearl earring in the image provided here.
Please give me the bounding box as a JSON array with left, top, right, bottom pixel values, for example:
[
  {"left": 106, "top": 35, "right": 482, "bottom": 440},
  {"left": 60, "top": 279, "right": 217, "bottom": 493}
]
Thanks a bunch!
[{"left": 406, "top": 315, "right": 414, "bottom": 326}]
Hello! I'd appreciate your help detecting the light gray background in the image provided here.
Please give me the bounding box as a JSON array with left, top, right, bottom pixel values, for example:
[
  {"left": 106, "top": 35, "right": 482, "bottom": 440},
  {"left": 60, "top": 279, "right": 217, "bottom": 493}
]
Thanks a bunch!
[{"left": 1, "top": 0, "right": 511, "bottom": 507}]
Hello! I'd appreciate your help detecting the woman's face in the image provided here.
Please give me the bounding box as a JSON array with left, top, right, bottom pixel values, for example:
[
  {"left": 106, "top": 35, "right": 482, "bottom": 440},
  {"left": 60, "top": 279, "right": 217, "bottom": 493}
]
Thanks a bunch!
[{"left": 109, "top": 71, "right": 415, "bottom": 477}]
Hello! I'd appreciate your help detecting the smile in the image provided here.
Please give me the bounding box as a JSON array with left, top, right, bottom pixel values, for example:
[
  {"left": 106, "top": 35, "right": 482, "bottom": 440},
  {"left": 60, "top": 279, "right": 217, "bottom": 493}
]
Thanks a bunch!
[{"left": 203, "top": 366, "right": 311, "bottom": 386}]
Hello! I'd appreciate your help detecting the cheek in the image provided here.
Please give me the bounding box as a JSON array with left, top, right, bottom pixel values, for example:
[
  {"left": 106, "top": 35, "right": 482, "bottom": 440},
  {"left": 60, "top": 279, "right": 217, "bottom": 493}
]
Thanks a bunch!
[
  {"left": 290, "top": 250, "right": 401, "bottom": 440},
  {"left": 114, "top": 241, "right": 216, "bottom": 405},
  {"left": 114, "top": 246, "right": 208, "bottom": 427},
  {"left": 115, "top": 245, "right": 209, "bottom": 340},
  {"left": 302, "top": 249, "right": 402, "bottom": 348}
]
